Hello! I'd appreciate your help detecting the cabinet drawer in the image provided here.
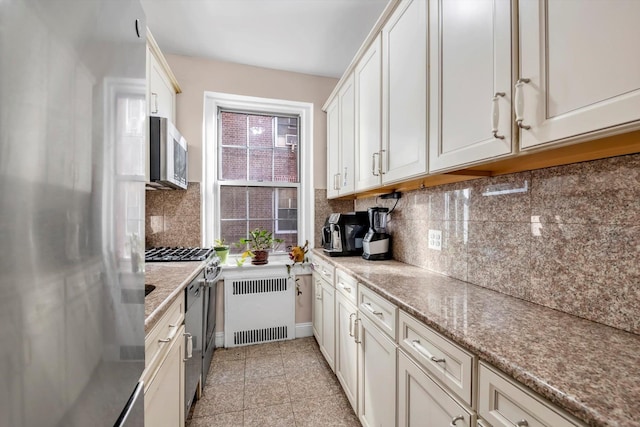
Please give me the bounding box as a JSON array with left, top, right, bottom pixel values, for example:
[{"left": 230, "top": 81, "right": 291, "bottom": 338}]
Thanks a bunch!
[
  {"left": 311, "top": 256, "right": 335, "bottom": 284},
  {"left": 399, "top": 310, "right": 474, "bottom": 407},
  {"left": 478, "top": 362, "right": 585, "bottom": 427},
  {"left": 145, "top": 296, "right": 184, "bottom": 371},
  {"left": 358, "top": 285, "right": 397, "bottom": 340},
  {"left": 398, "top": 350, "right": 473, "bottom": 427},
  {"left": 335, "top": 269, "right": 357, "bottom": 304}
]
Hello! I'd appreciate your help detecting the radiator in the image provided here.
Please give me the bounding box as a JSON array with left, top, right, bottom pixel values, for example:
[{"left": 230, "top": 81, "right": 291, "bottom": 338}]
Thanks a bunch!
[{"left": 223, "top": 272, "right": 295, "bottom": 347}]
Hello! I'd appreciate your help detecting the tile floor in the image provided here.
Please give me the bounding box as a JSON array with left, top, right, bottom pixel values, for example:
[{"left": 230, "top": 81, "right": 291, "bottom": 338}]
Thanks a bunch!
[{"left": 187, "top": 337, "right": 361, "bottom": 427}]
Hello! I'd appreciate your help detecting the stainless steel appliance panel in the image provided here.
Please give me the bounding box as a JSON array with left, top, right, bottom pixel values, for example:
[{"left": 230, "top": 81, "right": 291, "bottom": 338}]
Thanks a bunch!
[
  {"left": 184, "top": 271, "right": 204, "bottom": 415},
  {"left": 0, "top": 0, "right": 147, "bottom": 425}
]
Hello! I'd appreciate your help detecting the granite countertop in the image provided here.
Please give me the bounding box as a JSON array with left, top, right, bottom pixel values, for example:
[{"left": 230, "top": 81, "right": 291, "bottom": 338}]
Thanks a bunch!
[
  {"left": 312, "top": 249, "right": 640, "bottom": 427},
  {"left": 144, "top": 260, "right": 206, "bottom": 333}
]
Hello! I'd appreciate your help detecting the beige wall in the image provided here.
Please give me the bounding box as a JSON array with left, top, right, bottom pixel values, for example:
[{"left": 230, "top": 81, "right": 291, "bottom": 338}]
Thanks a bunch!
[{"left": 165, "top": 54, "right": 338, "bottom": 188}]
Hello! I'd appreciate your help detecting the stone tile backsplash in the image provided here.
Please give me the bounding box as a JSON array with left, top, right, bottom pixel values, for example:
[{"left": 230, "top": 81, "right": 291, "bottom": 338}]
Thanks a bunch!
[
  {"left": 145, "top": 182, "right": 201, "bottom": 248},
  {"left": 355, "top": 154, "right": 640, "bottom": 335}
]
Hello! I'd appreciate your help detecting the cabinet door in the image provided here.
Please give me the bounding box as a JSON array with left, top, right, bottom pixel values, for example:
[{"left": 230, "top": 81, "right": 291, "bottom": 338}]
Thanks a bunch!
[
  {"left": 326, "top": 98, "right": 340, "bottom": 198},
  {"left": 355, "top": 34, "right": 383, "bottom": 192},
  {"left": 148, "top": 48, "right": 175, "bottom": 121},
  {"left": 339, "top": 74, "right": 356, "bottom": 195},
  {"left": 382, "top": 0, "right": 428, "bottom": 184},
  {"left": 312, "top": 275, "right": 323, "bottom": 343},
  {"left": 518, "top": 0, "right": 640, "bottom": 149},
  {"left": 335, "top": 291, "right": 359, "bottom": 414},
  {"left": 358, "top": 314, "right": 396, "bottom": 427},
  {"left": 320, "top": 279, "right": 336, "bottom": 371},
  {"left": 428, "top": 0, "right": 513, "bottom": 172},
  {"left": 398, "top": 351, "right": 473, "bottom": 427},
  {"left": 145, "top": 325, "right": 185, "bottom": 427}
]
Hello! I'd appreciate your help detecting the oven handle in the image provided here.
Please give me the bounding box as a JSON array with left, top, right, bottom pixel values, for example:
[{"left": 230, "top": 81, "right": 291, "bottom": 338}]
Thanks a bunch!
[{"left": 183, "top": 332, "right": 193, "bottom": 361}]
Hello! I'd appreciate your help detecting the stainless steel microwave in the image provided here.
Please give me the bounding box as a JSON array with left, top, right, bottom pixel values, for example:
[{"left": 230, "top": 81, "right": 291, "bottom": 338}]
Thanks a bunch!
[{"left": 149, "top": 116, "right": 188, "bottom": 190}]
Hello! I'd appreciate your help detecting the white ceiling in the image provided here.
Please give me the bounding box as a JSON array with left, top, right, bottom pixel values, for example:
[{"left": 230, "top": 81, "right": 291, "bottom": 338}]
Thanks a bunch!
[{"left": 140, "top": 0, "right": 390, "bottom": 78}]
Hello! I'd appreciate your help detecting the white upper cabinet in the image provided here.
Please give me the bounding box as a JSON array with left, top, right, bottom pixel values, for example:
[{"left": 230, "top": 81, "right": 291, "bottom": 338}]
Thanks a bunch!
[
  {"left": 326, "top": 74, "right": 356, "bottom": 198},
  {"left": 146, "top": 29, "right": 180, "bottom": 123},
  {"left": 326, "top": 98, "right": 340, "bottom": 198},
  {"left": 518, "top": 0, "right": 640, "bottom": 149},
  {"left": 339, "top": 74, "right": 356, "bottom": 195},
  {"left": 428, "top": 0, "right": 514, "bottom": 172},
  {"left": 355, "top": 34, "right": 383, "bottom": 192},
  {"left": 381, "top": 0, "right": 428, "bottom": 184}
]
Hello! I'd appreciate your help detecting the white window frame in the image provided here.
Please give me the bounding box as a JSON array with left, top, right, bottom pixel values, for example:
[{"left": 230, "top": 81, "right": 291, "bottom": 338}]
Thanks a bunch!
[{"left": 202, "top": 92, "right": 315, "bottom": 253}]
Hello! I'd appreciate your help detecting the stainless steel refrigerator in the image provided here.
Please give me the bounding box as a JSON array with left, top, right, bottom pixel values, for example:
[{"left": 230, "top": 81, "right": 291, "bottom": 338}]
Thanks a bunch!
[{"left": 0, "top": 0, "right": 147, "bottom": 425}]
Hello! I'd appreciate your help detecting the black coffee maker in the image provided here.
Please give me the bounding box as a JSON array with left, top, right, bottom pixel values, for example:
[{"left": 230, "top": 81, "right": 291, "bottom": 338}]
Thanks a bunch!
[
  {"left": 362, "top": 207, "right": 391, "bottom": 260},
  {"left": 321, "top": 212, "right": 369, "bottom": 256}
]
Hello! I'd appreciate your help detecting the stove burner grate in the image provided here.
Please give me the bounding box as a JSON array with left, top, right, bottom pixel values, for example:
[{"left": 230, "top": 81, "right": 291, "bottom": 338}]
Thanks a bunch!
[{"left": 145, "top": 247, "right": 215, "bottom": 262}]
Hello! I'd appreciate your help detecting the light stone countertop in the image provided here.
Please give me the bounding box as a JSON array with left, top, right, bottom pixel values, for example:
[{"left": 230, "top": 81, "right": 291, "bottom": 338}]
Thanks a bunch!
[
  {"left": 312, "top": 249, "right": 640, "bottom": 427},
  {"left": 144, "top": 261, "right": 206, "bottom": 333}
]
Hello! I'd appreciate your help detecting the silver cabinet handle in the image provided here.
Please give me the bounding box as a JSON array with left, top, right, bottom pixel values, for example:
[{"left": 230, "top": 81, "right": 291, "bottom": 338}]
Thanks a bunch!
[
  {"left": 151, "top": 92, "right": 159, "bottom": 114},
  {"left": 379, "top": 149, "right": 386, "bottom": 174},
  {"left": 411, "top": 339, "right": 446, "bottom": 364},
  {"left": 372, "top": 152, "right": 380, "bottom": 176},
  {"left": 158, "top": 337, "right": 172, "bottom": 343},
  {"left": 449, "top": 415, "right": 465, "bottom": 427},
  {"left": 515, "top": 421, "right": 528, "bottom": 427},
  {"left": 321, "top": 269, "right": 332, "bottom": 278},
  {"left": 354, "top": 318, "right": 362, "bottom": 344},
  {"left": 515, "top": 78, "right": 531, "bottom": 130},
  {"left": 343, "top": 167, "right": 348, "bottom": 187},
  {"left": 349, "top": 313, "right": 356, "bottom": 337},
  {"left": 492, "top": 92, "right": 506, "bottom": 139},
  {"left": 363, "top": 302, "right": 383, "bottom": 317},
  {"left": 338, "top": 282, "right": 351, "bottom": 293},
  {"left": 183, "top": 332, "right": 193, "bottom": 361},
  {"left": 333, "top": 173, "right": 341, "bottom": 190}
]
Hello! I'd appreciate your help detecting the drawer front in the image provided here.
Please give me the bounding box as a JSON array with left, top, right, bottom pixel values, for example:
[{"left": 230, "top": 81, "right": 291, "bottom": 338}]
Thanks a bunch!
[
  {"left": 358, "top": 285, "right": 397, "bottom": 340},
  {"left": 398, "top": 350, "right": 473, "bottom": 427},
  {"left": 335, "top": 269, "right": 357, "bottom": 304},
  {"left": 311, "top": 256, "right": 334, "bottom": 283},
  {"left": 478, "top": 363, "right": 585, "bottom": 427},
  {"left": 145, "top": 296, "right": 184, "bottom": 370},
  {"left": 399, "top": 310, "right": 474, "bottom": 407}
]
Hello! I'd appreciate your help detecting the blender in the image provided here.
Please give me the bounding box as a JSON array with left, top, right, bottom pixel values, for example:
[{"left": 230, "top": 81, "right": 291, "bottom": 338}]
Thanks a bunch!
[{"left": 362, "top": 207, "right": 391, "bottom": 260}]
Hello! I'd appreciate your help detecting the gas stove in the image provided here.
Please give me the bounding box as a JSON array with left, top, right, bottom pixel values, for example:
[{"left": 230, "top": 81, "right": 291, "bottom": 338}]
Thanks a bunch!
[{"left": 145, "top": 247, "right": 216, "bottom": 262}]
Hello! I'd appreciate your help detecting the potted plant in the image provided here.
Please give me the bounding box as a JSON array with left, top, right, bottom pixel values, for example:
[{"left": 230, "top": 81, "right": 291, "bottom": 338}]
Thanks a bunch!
[
  {"left": 237, "top": 227, "right": 284, "bottom": 265},
  {"left": 213, "top": 238, "right": 230, "bottom": 264}
]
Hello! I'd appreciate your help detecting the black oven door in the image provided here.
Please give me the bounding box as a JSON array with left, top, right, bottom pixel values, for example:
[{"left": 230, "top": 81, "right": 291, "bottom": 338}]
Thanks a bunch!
[{"left": 202, "top": 269, "right": 220, "bottom": 386}]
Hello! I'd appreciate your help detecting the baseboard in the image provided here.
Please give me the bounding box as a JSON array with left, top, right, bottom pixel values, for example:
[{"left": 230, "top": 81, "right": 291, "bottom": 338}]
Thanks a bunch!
[
  {"left": 214, "top": 323, "right": 313, "bottom": 348},
  {"left": 295, "top": 322, "right": 313, "bottom": 338}
]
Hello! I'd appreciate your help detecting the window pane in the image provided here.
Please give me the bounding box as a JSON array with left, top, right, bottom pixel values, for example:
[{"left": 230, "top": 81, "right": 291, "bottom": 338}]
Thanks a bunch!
[
  {"left": 220, "top": 147, "right": 247, "bottom": 180},
  {"left": 274, "top": 148, "right": 298, "bottom": 182},
  {"left": 221, "top": 112, "right": 247, "bottom": 147},
  {"left": 248, "top": 149, "right": 273, "bottom": 181},
  {"left": 220, "top": 187, "right": 247, "bottom": 220},
  {"left": 248, "top": 187, "right": 273, "bottom": 219},
  {"left": 219, "top": 220, "right": 247, "bottom": 254},
  {"left": 248, "top": 115, "right": 273, "bottom": 148}
]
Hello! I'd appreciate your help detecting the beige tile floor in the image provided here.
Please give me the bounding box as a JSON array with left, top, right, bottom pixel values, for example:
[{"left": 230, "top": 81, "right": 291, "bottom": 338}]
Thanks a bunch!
[{"left": 187, "top": 337, "right": 361, "bottom": 427}]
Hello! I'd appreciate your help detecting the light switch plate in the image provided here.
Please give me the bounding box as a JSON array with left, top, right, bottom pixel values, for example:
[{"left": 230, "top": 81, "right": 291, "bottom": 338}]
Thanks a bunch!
[{"left": 428, "top": 229, "right": 442, "bottom": 251}]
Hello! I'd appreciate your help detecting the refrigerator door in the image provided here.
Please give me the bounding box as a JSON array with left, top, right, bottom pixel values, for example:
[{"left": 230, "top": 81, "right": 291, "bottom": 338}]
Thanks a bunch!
[{"left": 0, "top": 0, "right": 147, "bottom": 426}]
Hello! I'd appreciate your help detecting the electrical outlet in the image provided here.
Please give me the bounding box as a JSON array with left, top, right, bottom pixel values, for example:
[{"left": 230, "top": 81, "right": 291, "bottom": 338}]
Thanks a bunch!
[{"left": 428, "top": 229, "right": 442, "bottom": 251}]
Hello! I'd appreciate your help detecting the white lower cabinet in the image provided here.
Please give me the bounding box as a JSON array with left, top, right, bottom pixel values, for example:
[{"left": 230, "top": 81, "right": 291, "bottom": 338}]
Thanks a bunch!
[
  {"left": 312, "top": 273, "right": 335, "bottom": 371},
  {"left": 144, "top": 324, "right": 185, "bottom": 427},
  {"left": 335, "top": 290, "right": 359, "bottom": 413},
  {"left": 398, "top": 350, "right": 473, "bottom": 427},
  {"left": 142, "top": 296, "right": 185, "bottom": 427},
  {"left": 358, "top": 313, "right": 397, "bottom": 427},
  {"left": 478, "top": 362, "right": 585, "bottom": 427}
]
